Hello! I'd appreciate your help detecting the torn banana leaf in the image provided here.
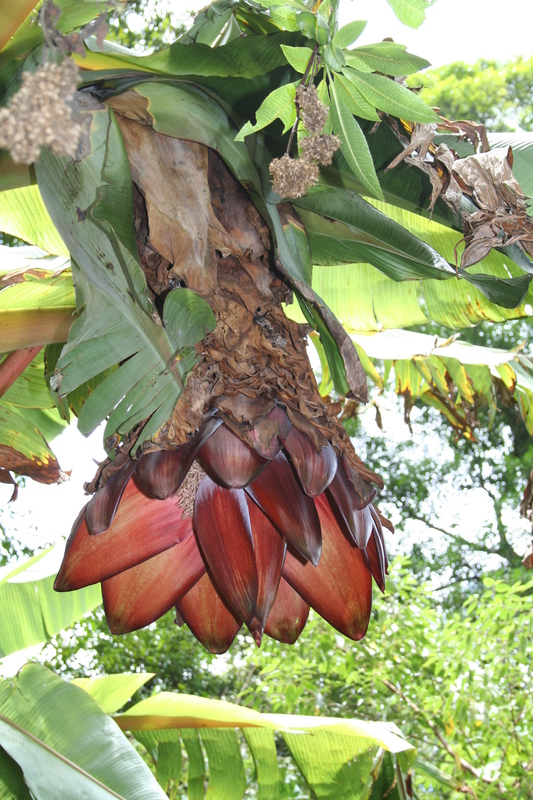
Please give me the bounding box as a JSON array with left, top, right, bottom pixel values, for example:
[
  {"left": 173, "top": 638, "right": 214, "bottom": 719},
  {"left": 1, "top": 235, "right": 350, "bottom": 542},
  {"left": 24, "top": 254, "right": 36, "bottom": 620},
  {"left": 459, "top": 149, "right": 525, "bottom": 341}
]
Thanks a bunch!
[
  {"left": 352, "top": 329, "right": 533, "bottom": 438},
  {"left": 35, "top": 103, "right": 215, "bottom": 455},
  {"left": 0, "top": 349, "right": 67, "bottom": 483}
]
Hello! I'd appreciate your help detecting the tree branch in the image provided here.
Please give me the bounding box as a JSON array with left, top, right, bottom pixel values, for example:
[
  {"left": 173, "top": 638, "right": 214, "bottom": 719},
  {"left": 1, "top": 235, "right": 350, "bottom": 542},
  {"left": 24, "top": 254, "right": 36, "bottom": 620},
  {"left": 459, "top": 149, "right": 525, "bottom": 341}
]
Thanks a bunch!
[
  {"left": 381, "top": 678, "right": 495, "bottom": 789},
  {"left": 409, "top": 512, "right": 500, "bottom": 555}
]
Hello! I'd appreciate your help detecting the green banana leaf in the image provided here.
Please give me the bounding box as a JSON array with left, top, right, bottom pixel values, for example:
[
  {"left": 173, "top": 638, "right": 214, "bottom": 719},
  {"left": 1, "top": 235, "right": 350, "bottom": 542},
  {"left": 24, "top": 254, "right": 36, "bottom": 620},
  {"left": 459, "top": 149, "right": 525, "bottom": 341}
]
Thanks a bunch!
[
  {"left": 0, "top": 663, "right": 166, "bottom": 800},
  {"left": 0, "top": 251, "right": 75, "bottom": 354},
  {"left": 0, "top": 665, "right": 414, "bottom": 800},
  {"left": 0, "top": 547, "right": 101, "bottom": 658},
  {"left": 0, "top": 250, "right": 74, "bottom": 480},
  {"left": 0, "top": 348, "right": 67, "bottom": 483},
  {"left": 71, "top": 673, "right": 155, "bottom": 714},
  {"left": 0, "top": 185, "right": 68, "bottom": 255},
  {"left": 295, "top": 187, "right": 531, "bottom": 308},
  {"left": 109, "top": 683, "right": 414, "bottom": 799}
]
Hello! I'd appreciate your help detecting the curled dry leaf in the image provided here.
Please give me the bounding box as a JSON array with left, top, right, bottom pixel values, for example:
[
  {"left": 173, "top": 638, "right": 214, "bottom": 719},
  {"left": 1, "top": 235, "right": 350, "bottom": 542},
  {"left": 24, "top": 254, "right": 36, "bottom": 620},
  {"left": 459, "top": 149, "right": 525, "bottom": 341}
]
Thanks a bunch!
[{"left": 455, "top": 148, "right": 533, "bottom": 266}]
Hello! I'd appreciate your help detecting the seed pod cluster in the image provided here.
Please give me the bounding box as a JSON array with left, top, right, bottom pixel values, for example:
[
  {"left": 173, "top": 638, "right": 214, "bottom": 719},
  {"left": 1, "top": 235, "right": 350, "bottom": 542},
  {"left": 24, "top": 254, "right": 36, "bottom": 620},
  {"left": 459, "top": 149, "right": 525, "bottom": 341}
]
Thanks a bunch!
[
  {"left": 0, "top": 59, "right": 82, "bottom": 164},
  {"left": 269, "top": 85, "right": 340, "bottom": 199}
]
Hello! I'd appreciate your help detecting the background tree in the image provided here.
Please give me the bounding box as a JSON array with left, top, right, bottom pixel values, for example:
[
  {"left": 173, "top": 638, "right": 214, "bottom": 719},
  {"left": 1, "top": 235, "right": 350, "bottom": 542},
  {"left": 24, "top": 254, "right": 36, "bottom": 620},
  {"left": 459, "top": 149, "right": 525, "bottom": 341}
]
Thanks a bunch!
[
  {"left": 411, "top": 55, "right": 533, "bottom": 131},
  {"left": 106, "top": 0, "right": 193, "bottom": 52}
]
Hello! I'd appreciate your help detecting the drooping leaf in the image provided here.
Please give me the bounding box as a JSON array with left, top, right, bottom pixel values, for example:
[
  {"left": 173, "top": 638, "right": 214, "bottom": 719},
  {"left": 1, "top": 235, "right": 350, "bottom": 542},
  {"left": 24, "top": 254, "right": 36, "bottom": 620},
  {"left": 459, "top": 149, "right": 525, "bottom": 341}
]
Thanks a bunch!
[
  {"left": 344, "top": 42, "right": 430, "bottom": 76},
  {"left": 0, "top": 547, "right": 100, "bottom": 659},
  {"left": 236, "top": 82, "right": 298, "bottom": 141},
  {"left": 0, "top": 663, "right": 166, "bottom": 800},
  {"left": 242, "top": 728, "right": 280, "bottom": 800},
  {"left": 349, "top": 328, "right": 533, "bottom": 437},
  {"left": 180, "top": 730, "right": 205, "bottom": 800},
  {"left": 200, "top": 728, "right": 247, "bottom": 800},
  {"left": 329, "top": 81, "right": 384, "bottom": 200},
  {"left": 297, "top": 291, "right": 350, "bottom": 396},
  {"left": 283, "top": 729, "right": 375, "bottom": 799},
  {"left": 295, "top": 186, "right": 454, "bottom": 280}
]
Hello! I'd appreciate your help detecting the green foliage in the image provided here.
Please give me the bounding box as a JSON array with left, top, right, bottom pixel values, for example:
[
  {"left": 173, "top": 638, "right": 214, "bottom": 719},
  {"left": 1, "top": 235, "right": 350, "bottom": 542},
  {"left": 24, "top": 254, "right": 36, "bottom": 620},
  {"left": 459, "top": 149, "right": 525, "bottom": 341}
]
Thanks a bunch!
[
  {"left": 0, "top": 663, "right": 166, "bottom": 799},
  {"left": 237, "top": 563, "right": 533, "bottom": 798},
  {"left": 36, "top": 105, "right": 215, "bottom": 454},
  {"left": 0, "top": 547, "right": 101, "bottom": 659},
  {"left": 42, "top": 606, "right": 248, "bottom": 700},
  {"left": 0, "top": 659, "right": 414, "bottom": 799},
  {"left": 106, "top": 0, "right": 192, "bottom": 52},
  {"left": 411, "top": 56, "right": 533, "bottom": 132},
  {"left": 385, "top": 0, "right": 435, "bottom": 29}
]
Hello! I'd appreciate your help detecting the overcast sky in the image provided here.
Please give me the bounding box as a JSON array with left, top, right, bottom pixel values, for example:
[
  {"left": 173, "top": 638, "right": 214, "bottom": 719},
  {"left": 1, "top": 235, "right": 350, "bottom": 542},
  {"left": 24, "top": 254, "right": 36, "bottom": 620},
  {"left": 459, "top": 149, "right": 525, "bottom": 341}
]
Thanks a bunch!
[{"left": 340, "top": 0, "right": 532, "bottom": 68}]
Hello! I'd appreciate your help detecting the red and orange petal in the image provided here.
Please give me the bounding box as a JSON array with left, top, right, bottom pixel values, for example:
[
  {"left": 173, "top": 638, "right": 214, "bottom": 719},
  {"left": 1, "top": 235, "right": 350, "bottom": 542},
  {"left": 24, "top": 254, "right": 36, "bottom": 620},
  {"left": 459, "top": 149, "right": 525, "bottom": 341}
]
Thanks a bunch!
[
  {"left": 85, "top": 459, "right": 136, "bottom": 534},
  {"left": 102, "top": 532, "right": 205, "bottom": 634},
  {"left": 55, "top": 413, "right": 390, "bottom": 650},
  {"left": 197, "top": 423, "right": 268, "bottom": 488},
  {"left": 282, "top": 493, "right": 373, "bottom": 641},
  {"left": 176, "top": 571, "right": 242, "bottom": 654},
  {"left": 245, "top": 451, "right": 322, "bottom": 566},
  {"left": 264, "top": 577, "right": 309, "bottom": 644},
  {"left": 194, "top": 478, "right": 258, "bottom": 625},
  {"left": 54, "top": 480, "right": 192, "bottom": 591},
  {"left": 133, "top": 417, "right": 222, "bottom": 500}
]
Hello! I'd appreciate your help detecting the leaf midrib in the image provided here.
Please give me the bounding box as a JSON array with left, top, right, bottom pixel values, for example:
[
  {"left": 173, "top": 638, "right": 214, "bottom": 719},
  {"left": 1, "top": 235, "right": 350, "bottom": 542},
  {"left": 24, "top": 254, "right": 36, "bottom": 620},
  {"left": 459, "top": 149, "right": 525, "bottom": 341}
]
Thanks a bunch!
[{"left": 0, "top": 713, "right": 126, "bottom": 799}]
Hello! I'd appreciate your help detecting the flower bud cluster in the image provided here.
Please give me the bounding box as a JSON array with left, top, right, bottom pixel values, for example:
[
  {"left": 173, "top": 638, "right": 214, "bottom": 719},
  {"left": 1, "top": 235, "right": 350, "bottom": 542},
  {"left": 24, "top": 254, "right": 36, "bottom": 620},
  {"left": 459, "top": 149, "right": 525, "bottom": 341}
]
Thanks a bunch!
[
  {"left": 0, "top": 59, "right": 82, "bottom": 165},
  {"left": 269, "top": 85, "right": 340, "bottom": 199}
]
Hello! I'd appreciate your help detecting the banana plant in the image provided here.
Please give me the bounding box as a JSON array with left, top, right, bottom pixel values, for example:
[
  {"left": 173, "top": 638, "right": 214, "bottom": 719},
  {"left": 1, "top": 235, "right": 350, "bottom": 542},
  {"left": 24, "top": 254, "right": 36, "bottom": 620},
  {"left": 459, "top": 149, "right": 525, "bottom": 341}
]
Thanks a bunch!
[{"left": 1, "top": 0, "right": 532, "bottom": 662}]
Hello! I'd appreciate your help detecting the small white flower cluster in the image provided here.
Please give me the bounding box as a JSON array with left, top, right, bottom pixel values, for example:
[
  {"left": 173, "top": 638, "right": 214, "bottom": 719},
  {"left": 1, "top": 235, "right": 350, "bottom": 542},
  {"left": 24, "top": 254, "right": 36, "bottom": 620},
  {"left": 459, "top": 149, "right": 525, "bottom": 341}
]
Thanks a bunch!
[{"left": 0, "top": 59, "right": 82, "bottom": 164}]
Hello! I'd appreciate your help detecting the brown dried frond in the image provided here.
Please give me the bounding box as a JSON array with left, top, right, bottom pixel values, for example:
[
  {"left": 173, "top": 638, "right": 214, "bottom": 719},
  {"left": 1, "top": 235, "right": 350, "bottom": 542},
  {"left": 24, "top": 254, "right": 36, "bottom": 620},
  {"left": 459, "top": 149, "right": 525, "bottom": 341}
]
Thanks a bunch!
[
  {"left": 0, "top": 59, "right": 82, "bottom": 164},
  {"left": 269, "top": 154, "right": 319, "bottom": 199},
  {"left": 296, "top": 85, "right": 329, "bottom": 135},
  {"left": 175, "top": 461, "right": 205, "bottom": 519},
  {"left": 300, "top": 134, "right": 340, "bottom": 166}
]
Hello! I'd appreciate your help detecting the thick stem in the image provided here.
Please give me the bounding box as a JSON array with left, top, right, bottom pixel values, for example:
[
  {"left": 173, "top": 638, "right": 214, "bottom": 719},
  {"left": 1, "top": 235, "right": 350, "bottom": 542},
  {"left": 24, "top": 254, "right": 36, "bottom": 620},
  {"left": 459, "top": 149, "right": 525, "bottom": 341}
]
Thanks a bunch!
[
  {"left": 0, "top": 346, "right": 43, "bottom": 399},
  {"left": 286, "top": 44, "right": 320, "bottom": 154}
]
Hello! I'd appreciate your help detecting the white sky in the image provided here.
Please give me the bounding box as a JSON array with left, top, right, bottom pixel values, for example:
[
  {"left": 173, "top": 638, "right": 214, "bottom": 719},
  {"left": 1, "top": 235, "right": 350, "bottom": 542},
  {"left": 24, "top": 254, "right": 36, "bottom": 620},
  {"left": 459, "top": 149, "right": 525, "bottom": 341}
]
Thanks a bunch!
[
  {"left": 1, "top": 0, "right": 531, "bottom": 660},
  {"left": 340, "top": 0, "right": 533, "bottom": 68}
]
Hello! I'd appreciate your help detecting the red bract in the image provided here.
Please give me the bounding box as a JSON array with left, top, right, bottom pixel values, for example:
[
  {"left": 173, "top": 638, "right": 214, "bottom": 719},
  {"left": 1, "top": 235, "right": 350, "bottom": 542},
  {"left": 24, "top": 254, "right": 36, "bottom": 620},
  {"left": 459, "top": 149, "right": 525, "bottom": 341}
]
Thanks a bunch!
[{"left": 55, "top": 415, "right": 390, "bottom": 652}]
